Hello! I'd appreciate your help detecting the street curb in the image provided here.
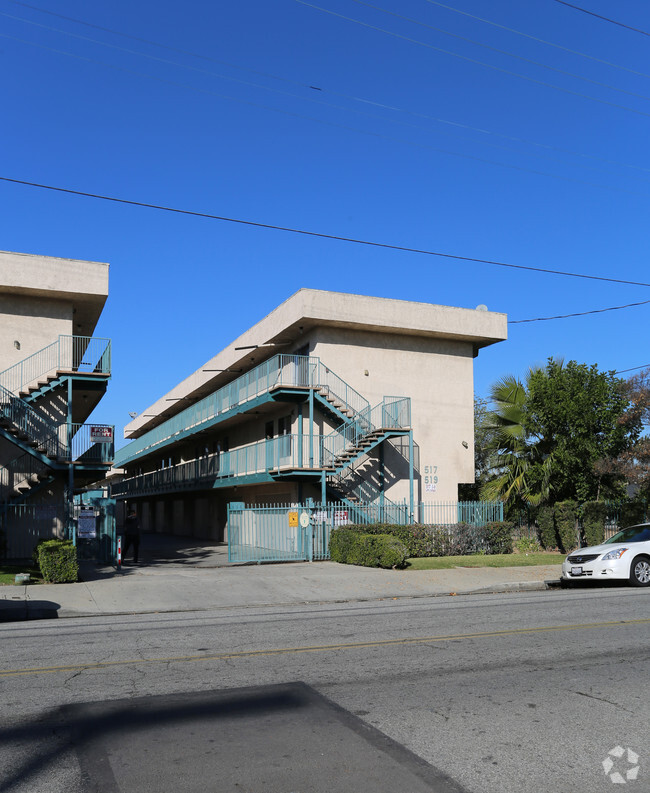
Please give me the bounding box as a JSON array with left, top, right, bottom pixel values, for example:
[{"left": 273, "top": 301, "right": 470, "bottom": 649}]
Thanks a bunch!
[{"left": 2, "top": 578, "right": 563, "bottom": 622}]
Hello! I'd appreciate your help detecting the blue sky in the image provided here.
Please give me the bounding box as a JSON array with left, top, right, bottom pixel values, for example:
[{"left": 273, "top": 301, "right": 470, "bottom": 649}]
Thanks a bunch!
[{"left": 2, "top": 0, "right": 650, "bottom": 446}]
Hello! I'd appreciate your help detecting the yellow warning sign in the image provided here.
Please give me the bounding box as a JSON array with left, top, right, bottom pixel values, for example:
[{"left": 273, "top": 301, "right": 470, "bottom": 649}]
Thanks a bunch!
[{"left": 288, "top": 511, "right": 299, "bottom": 527}]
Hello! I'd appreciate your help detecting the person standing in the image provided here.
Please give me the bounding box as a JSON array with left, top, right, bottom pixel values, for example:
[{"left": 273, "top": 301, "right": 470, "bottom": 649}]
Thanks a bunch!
[{"left": 122, "top": 509, "right": 142, "bottom": 564}]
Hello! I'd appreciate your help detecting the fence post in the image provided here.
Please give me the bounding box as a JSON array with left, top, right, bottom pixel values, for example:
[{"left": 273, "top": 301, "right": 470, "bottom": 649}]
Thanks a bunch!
[{"left": 408, "top": 429, "right": 414, "bottom": 523}]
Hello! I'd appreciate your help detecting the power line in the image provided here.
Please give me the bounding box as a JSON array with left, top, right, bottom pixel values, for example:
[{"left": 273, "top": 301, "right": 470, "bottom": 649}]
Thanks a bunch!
[
  {"left": 5, "top": 33, "right": 650, "bottom": 199},
  {"left": 615, "top": 364, "right": 650, "bottom": 374},
  {"left": 349, "top": 0, "right": 650, "bottom": 104},
  {"left": 425, "top": 0, "right": 650, "bottom": 79},
  {"left": 510, "top": 298, "right": 650, "bottom": 323},
  {"left": 3, "top": 174, "right": 650, "bottom": 289},
  {"left": 6, "top": 3, "right": 650, "bottom": 180},
  {"left": 552, "top": 0, "right": 650, "bottom": 38},
  {"left": 293, "top": 0, "right": 650, "bottom": 118}
]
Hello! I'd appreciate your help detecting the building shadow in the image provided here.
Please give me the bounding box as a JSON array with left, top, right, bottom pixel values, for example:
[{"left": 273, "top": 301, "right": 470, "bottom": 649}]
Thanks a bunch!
[
  {"left": 0, "top": 682, "right": 456, "bottom": 793},
  {"left": 0, "top": 599, "right": 60, "bottom": 622}
]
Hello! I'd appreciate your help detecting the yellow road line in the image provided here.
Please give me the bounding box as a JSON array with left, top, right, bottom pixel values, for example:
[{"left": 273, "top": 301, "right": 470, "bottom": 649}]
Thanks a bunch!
[{"left": 2, "top": 618, "right": 649, "bottom": 678}]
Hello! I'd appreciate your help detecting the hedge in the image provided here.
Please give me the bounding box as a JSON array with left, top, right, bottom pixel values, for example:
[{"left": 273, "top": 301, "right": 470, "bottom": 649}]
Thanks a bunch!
[
  {"left": 537, "top": 506, "right": 557, "bottom": 550},
  {"left": 336, "top": 522, "right": 515, "bottom": 558},
  {"left": 36, "top": 539, "right": 78, "bottom": 583},
  {"left": 581, "top": 501, "right": 607, "bottom": 548},
  {"left": 330, "top": 529, "right": 407, "bottom": 569},
  {"left": 620, "top": 499, "right": 647, "bottom": 529},
  {"left": 555, "top": 501, "right": 578, "bottom": 553}
]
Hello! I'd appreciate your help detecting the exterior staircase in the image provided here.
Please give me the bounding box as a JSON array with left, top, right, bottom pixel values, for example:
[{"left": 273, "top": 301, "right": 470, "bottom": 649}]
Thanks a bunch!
[
  {"left": 0, "top": 337, "right": 115, "bottom": 508},
  {"left": 0, "top": 453, "right": 55, "bottom": 501},
  {"left": 0, "top": 383, "right": 62, "bottom": 461}
]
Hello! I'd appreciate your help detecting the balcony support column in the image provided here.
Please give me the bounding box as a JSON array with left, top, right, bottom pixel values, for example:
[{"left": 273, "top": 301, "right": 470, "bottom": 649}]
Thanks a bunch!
[
  {"left": 67, "top": 376, "right": 75, "bottom": 543},
  {"left": 308, "top": 387, "right": 314, "bottom": 468},
  {"left": 409, "top": 429, "right": 414, "bottom": 524}
]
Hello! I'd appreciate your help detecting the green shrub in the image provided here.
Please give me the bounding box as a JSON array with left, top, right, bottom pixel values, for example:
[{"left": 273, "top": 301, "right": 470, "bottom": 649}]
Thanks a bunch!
[
  {"left": 619, "top": 499, "right": 647, "bottom": 529},
  {"left": 537, "top": 506, "right": 557, "bottom": 550},
  {"left": 330, "top": 528, "right": 360, "bottom": 563},
  {"left": 515, "top": 536, "right": 541, "bottom": 553},
  {"left": 555, "top": 501, "right": 578, "bottom": 553},
  {"left": 582, "top": 501, "right": 607, "bottom": 547},
  {"left": 330, "top": 529, "right": 407, "bottom": 568},
  {"left": 480, "top": 522, "right": 514, "bottom": 554},
  {"left": 332, "top": 521, "right": 514, "bottom": 558},
  {"left": 343, "top": 524, "right": 435, "bottom": 557},
  {"left": 37, "top": 539, "right": 78, "bottom": 583}
]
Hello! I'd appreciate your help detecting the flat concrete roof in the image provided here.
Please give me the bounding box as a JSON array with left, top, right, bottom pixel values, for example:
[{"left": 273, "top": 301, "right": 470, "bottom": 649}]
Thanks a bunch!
[
  {"left": 0, "top": 250, "right": 109, "bottom": 336},
  {"left": 125, "top": 289, "right": 507, "bottom": 439}
]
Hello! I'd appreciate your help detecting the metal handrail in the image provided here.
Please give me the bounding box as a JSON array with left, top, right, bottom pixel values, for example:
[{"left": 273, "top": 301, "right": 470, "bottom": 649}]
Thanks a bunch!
[
  {"left": 115, "top": 355, "right": 372, "bottom": 467},
  {"left": 0, "top": 335, "right": 112, "bottom": 394},
  {"left": 0, "top": 383, "right": 61, "bottom": 457},
  {"left": 0, "top": 452, "right": 49, "bottom": 498},
  {"left": 321, "top": 397, "right": 411, "bottom": 465},
  {"left": 111, "top": 434, "right": 325, "bottom": 497}
]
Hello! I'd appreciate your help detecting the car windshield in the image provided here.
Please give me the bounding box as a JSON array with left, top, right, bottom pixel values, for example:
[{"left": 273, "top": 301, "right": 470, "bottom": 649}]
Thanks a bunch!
[{"left": 604, "top": 524, "right": 650, "bottom": 544}]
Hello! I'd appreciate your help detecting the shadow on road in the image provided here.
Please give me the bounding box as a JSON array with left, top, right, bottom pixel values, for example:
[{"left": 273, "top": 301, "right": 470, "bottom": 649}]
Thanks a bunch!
[{"left": 0, "top": 683, "right": 465, "bottom": 793}]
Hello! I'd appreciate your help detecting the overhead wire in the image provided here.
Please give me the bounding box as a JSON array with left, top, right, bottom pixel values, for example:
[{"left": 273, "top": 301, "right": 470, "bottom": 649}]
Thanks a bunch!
[
  {"left": 2, "top": 175, "right": 650, "bottom": 292},
  {"left": 292, "top": 0, "right": 650, "bottom": 118},
  {"left": 348, "top": 0, "right": 650, "bottom": 104},
  {"left": 4, "top": 3, "right": 650, "bottom": 179},
  {"left": 425, "top": 0, "right": 650, "bottom": 79},
  {"left": 551, "top": 0, "right": 650, "bottom": 38},
  {"left": 5, "top": 32, "right": 650, "bottom": 197},
  {"left": 509, "top": 298, "right": 650, "bottom": 323}
]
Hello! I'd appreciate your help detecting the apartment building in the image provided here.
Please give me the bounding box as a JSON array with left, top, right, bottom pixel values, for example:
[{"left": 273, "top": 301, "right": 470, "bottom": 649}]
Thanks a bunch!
[
  {"left": 0, "top": 251, "right": 114, "bottom": 558},
  {"left": 112, "top": 290, "right": 507, "bottom": 542}
]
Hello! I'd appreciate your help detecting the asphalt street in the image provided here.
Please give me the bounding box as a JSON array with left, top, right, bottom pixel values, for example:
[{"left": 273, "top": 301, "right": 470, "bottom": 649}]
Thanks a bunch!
[{"left": 1, "top": 586, "right": 648, "bottom": 793}]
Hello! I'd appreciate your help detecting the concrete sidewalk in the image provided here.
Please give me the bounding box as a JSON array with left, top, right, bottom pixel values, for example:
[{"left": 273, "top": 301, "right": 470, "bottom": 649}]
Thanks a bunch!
[{"left": 0, "top": 556, "right": 563, "bottom": 621}]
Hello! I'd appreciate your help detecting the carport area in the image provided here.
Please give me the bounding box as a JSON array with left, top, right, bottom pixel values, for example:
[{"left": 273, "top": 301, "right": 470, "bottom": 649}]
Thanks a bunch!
[{"left": 118, "top": 532, "right": 232, "bottom": 568}]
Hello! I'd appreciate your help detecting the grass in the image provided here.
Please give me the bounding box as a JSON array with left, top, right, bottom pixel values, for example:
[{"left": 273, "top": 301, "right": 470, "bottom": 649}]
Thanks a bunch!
[
  {"left": 406, "top": 552, "right": 565, "bottom": 570},
  {"left": 0, "top": 564, "right": 43, "bottom": 586}
]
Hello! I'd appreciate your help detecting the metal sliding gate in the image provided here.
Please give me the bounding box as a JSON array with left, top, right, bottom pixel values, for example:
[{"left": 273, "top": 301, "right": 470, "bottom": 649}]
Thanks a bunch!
[
  {"left": 227, "top": 500, "right": 505, "bottom": 564},
  {"left": 227, "top": 502, "right": 351, "bottom": 563}
]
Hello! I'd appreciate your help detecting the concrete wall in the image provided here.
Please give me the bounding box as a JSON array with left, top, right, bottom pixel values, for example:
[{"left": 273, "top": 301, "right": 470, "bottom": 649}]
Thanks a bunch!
[
  {"left": 0, "top": 294, "right": 73, "bottom": 375},
  {"left": 310, "top": 327, "right": 475, "bottom": 502}
]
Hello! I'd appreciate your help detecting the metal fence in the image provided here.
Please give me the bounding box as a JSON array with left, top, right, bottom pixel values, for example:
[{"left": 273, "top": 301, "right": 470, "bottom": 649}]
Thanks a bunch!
[
  {"left": 513, "top": 501, "right": 650, "bottom": 544},
  {"left": 0, "top": 503, "right": 66, "bottom": 560},
  {"left": 227, "top": 500, "right": 506, "bottom": 563},
  {"left": 0, "top": 335, "right": 111, "bottom": 394}
]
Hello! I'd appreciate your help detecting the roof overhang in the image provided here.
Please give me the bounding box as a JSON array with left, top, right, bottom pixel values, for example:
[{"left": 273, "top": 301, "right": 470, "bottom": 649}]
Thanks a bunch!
[
  {"left": 125, "top": 289, "right": 507, "bottom": 438},
  {"left": 0, "top": 250, "right": 109, "bottom": 337}
]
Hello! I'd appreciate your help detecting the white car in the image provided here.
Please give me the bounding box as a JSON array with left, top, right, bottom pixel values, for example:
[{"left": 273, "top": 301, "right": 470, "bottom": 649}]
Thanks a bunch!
[{"left": 562, "top": 523, "right": 650, "bottom": 586}]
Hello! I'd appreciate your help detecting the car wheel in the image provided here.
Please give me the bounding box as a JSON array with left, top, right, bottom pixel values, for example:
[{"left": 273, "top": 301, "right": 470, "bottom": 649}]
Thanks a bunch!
[{"left": 629, "top": 556, "right": 650, "bottom": 587}]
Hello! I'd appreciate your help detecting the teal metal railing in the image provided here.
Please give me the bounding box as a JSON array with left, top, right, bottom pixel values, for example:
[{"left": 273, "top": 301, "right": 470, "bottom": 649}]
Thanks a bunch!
[
  {"left": 321, "top": 396, "right": 411, "bottom": 467},
  {"left": 0, "top": 384, "right": 114, "bottom": 464},
  {"left": 417, "top": 501, "right": 504, "bottom": 526},
  {"left": 0, "top": 335, "right": 112, "bottom": 394},
  {"left": 0, "top": 383, "right": 61, "bottom": 457},
  {"left": 314, "top": 360, "right": 370, "bottom": 418},
  {"left": 0, "top": 452, "right": 50, "bottom": 499},
  {"left": 112, "top": 434, "right": 324, "bottom": 497},
  {"left": 115, "top": 354, "right": 371, "bottom": 467},
  {"left": 67, "top": 423, "right": 115, "bottom": 464}
]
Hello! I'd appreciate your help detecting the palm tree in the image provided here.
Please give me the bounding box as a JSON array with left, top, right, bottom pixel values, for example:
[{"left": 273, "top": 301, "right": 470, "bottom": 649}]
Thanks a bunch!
[{"left": 480, "top": 370, "right": 552, "bottom": 508}]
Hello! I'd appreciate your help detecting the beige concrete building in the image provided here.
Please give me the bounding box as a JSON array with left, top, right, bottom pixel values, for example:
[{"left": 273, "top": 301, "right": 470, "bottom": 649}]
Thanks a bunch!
[
  {"left": 0, "top": 251, "right": 114, "bottom": 558},
  {"left": 112, "top": 290, "right": 507, "bottom": 541}
]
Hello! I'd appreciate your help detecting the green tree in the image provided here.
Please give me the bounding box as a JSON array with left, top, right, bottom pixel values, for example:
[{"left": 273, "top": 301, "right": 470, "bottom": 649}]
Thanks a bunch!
[
  {"left": 595, "top": 367, "right": 650, "bottom": 497},
  {"left": 479, "top": 369, "right": 552, "bottom": 511},
  {"left": 480, "top": 359, "right": 639, "bottom": 512},
  {"left": 526, "top": 359, "right": 635, "bottom": 503}
]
